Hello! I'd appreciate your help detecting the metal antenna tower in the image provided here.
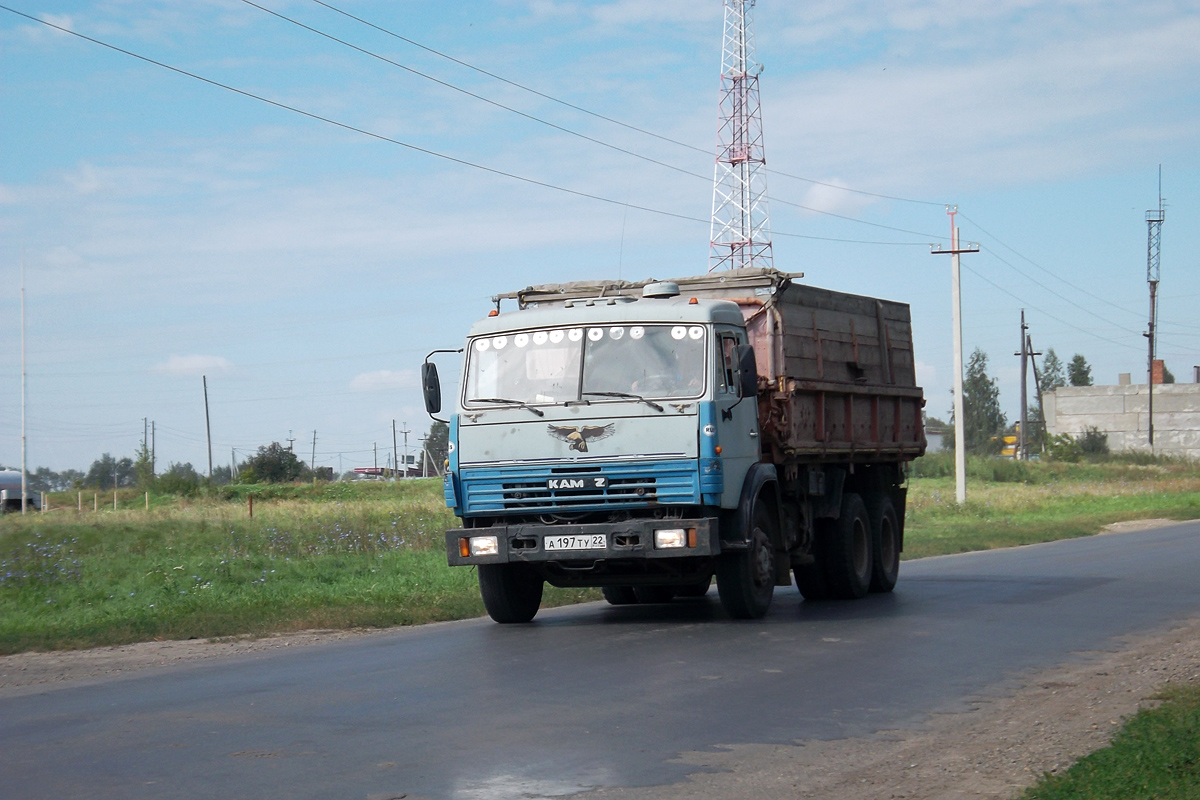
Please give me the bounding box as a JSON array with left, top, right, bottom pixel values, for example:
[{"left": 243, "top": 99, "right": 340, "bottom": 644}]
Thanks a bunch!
[
  {"left": 709, "top": 0, "right": 773, "bottom": 273},
  {"left": 1144, "top": 166, "right": 1165, "bottom": 446}
]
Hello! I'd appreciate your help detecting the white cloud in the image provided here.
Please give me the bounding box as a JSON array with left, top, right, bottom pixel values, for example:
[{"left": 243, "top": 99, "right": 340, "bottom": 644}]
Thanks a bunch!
[
  {"left": 154, "top": 355, "right": 232, "bottom": 375},
  {"left": 349, "top": 370, "right": 417, "bottom": 393}
]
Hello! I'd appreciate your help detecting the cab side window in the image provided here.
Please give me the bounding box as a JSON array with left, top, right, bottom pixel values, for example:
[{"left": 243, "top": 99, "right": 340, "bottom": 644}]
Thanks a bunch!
[{"left": 718, "top": 334, "right": 738, "bottom": 394}]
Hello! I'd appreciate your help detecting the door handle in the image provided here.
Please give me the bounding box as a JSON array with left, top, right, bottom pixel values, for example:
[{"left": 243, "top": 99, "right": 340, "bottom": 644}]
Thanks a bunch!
[{"left": 749, "top": 430, "right": 758, "bottom": 438}]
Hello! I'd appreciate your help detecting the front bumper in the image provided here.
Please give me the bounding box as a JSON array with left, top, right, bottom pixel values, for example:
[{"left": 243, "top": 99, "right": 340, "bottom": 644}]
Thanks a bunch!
[{"left": 445, "top": 517, "right": 719, "bottom": 566}]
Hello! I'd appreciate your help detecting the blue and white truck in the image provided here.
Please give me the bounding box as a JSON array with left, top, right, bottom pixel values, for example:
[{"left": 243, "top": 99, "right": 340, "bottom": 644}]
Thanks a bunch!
[{"left": 423, "top": 268, "right": 926, "bottom": 622}]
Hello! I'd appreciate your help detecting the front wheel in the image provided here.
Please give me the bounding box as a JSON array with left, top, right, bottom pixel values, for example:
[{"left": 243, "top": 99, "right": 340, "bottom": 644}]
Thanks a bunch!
[
  {"left": 478, "top": 564, "right": 544, "bottom": 623},
  {"left": 716, "top": 499, "right": 776, "bottom": 619}
]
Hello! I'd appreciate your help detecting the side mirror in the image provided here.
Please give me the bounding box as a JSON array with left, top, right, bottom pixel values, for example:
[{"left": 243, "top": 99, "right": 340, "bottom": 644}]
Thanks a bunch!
[
  {"left": 736, "top": 344, "right": 758, "bottom": 398},
  {"left": 422, "top": 361, "right": 442, "bottom": 415}
]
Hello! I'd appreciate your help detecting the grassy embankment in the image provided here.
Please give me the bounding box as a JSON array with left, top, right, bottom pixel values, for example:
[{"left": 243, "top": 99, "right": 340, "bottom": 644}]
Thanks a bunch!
[
  {"left": 1019, "top": 683, "right": 1200, "bottom": 800},
  {"left": 3, "top": 454, "right": 1200, "bottom": 654}
]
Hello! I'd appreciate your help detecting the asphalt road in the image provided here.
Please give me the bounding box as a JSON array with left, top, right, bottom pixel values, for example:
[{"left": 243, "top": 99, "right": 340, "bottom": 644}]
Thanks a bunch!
[{"left": 4, "top": 522, "right": 1200, "bottom": 800}]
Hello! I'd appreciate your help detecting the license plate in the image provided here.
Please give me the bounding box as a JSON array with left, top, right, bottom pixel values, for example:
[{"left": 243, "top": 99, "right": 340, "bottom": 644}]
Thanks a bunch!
[{"left": 544, "top": 534, "right": 607, "bottom": 551}]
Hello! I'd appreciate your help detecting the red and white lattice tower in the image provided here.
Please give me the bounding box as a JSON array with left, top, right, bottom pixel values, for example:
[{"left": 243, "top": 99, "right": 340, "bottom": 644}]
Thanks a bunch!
[{"left": 709, "top": 0, "right": 772, "bottom": 273}]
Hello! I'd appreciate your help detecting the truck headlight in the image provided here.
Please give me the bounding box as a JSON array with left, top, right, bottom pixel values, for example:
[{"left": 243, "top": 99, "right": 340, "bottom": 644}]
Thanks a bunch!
[
  {"left": 469, "top": 535, "right": 499, "bottom": 556},
  {"left": 654, "top": 528, "right": 687, "bottom": 549}
]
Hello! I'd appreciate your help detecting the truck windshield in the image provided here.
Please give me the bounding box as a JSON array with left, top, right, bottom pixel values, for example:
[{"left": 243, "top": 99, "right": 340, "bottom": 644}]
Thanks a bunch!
[{"left": 464, "top": 324, "right": 706, "bottom": 407}]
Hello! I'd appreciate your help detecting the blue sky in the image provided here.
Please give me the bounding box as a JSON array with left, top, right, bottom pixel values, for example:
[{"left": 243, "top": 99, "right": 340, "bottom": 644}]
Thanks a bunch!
[{"left": 2, "top": 0, "right": 1198, "bottom": 473}]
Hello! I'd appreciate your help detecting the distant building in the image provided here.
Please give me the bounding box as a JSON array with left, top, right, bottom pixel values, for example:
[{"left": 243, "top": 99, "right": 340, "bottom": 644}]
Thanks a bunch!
[
  {"left": 0, "top": 469, "right": 42, "bottom": 512},
  {"left": 1043, "top": 382, "right": 1200, "bottom": 459}
]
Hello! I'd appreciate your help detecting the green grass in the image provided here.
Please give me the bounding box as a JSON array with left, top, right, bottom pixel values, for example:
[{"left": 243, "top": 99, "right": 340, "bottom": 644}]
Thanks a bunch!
[
  {"left": 5, "top": 456, "right": 1200, "bottom": 654},
  {"left": 1019, "top": 684, "right": 1200, "bottom": 800},
  {"left": 0, "top": 480, "right": 597, "bottom": 654},
  {"left": 903, "top": 454, "right": 1200, "bottom": 559}
]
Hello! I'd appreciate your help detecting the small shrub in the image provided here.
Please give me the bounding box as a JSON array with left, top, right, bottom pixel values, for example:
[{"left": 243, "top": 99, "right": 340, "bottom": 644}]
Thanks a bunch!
[
  {"left": 1078, "top": 427, "right": 1110, "bottom": 457},
  {"left": 1047, "top": 433, "right": 1082, "bottom": 463}
]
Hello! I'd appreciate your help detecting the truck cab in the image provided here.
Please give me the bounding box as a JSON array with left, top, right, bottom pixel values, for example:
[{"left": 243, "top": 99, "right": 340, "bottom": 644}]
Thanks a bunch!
[{"left": 430, "top": 281, "right": 770, "bottom": 621}]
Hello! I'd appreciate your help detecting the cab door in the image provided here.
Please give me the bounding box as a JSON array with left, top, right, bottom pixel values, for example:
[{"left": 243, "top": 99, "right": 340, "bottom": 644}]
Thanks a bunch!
[{"left": 713, "top": 326, "right": 761, "bottom": 506}]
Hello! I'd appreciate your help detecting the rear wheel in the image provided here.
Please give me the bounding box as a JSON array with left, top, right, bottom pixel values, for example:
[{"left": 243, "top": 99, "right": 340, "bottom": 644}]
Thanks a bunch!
[
  {"left": 822, "top": 493, "right": 873, "bottom": 599},
  {"left": 716, "top": 498, "right": 776, "bottom": 619},
  {"left": 601, "top": 585, "right": 639, "bottom": 605},
  {"left": 866, "top": 494, "right": 900, "bottom": 593},
  {"left": 478, "top": 563, "right": 544, "bottom": 623}
]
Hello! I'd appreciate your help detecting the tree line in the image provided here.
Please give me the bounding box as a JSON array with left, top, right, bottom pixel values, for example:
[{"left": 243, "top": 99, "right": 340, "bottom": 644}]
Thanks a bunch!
[{"left": 3, "top": 421, "right": 450, "bottom": 495}]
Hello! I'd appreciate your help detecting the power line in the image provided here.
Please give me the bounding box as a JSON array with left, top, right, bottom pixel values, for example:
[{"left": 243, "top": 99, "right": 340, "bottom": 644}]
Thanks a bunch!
[
  {"left": 241, "top": 0, "right": 708, "bottom": 184},
  {"left": 959, "top": 212, "right": 1144, "bottom": 321},
  {"left": 960, "top": 263, "right": 1141, "bottom": 351},
  {"left": 0, "top": 6, "right": 928, "bottom": 247},
  {"left": 308, "top": 0, "right": 948, "bottom": 208},
  {"left": 251, "top": 1, "right": 948, "bottom": 244}
]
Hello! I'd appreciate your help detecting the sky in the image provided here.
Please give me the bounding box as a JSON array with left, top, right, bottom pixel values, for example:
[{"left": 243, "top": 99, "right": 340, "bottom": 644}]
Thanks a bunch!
[{"left": 1, "top": 0, "right": 1198, "bottom": 473}]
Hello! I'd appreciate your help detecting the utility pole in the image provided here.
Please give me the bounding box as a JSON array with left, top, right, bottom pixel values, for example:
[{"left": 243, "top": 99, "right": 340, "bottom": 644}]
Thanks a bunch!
[
  {"left": 143, "top": 417, "right": 148, "bottom": 452},
  {"left": 1028, "top": 334, "right": 1046, "bottom": 454},
  {"left": 151, "top": 420, "right": 156, "bottom": 474},
  {"left": 392, "top": 420, "right": 399, "bottom": 482},
  {"left": 419, "top": 435, "right": 429, "bottom": 478},
  {"left": 1144, "top": 166, "right": 1165, "bottom": 449},
  {"left": 373, "top": 442, "right": 378, "bottom": 470},
  {"left": 401, "top": 422, "right": 412, "bottom": 480},
  {"left": 1014, "top": 313, "right": 1041, "bottom": 461},
  {"left": 20, "top": 248, "right": 27, "bottom": 514},
  {"left": 932, "top": 206, "right": 979, "bottom": 503},
  {"left": 203, "top": 376, "right": 213, "bottom": 478},
  {"left": 310, "top": 430, "right": 317, "bottom": 475},
  {"left": 709, "top": 0, "right": 772, "bottom": 273}
]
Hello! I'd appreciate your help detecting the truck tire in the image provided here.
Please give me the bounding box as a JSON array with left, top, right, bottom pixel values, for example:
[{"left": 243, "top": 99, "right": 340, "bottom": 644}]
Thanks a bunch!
[
  {"left": 716, "top": 499, "right": 776, "bottom": 619},
  {"left": 478, "top": 564, "right": 544, "bottom": 623},
  {"left": 633, "top": 586, "right": 677, "bottom": 604},
  {"left": 866, "top": 493, "right": 900, "bottom": 593},
  {"left": 602, "top": 585, "right": 639, "bottom": 605},
  {"left": 793, "top": 521, "right": 831, "bottom": 601},
  {"left": 822, "top": 493, "right": 873, "bottom": 600}
]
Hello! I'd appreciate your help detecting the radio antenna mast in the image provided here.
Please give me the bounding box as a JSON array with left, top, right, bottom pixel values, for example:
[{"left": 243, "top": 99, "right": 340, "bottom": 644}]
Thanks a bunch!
[{"left": 709, "top": 0, "right": 773, "bottom": 272}]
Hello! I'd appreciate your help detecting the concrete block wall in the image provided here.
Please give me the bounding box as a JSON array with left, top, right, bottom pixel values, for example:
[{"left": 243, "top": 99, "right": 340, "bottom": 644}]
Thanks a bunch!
[{"left": 1044, "top": 384, "right": 1200, "bottom": 459}]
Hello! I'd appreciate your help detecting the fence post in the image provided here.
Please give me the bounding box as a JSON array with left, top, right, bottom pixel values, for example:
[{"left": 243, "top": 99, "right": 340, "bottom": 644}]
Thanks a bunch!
[
  {"left": 145, "top": 491, "right": 150, "bottom": 511},
  {"left": 249, "top": 494, "right": 254, "bottom": 518}
]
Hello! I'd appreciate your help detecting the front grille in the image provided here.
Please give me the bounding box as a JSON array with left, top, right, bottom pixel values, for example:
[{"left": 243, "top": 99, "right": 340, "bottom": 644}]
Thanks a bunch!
[{"left": 461, "top": 460, "right": 698, "bottom": 514}]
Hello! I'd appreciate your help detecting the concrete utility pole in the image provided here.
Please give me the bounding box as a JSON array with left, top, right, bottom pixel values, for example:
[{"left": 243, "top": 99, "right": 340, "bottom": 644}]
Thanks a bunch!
[
  {"left": 203, "top": 376, "right": 213, "bottom": 478},
  {"left": 20, "top": 249, "right": 28, "bottom": 514},
  {"left": 1145, "top": 167, "right": 1165, "bottom": 449},
  {"left": 932, "top": 207, "right": 979, "bottom": 504},
  {"left": 311, "top": 430, "right": 317, "bottom": 475},
  {"left": 392, "top": 421, "right": 399, "bottom": 482},
  {"left": 401, "top": 422, "right": 412, "bottom": 480},
  {"left": 151, "top": 420, "right": 156, "bottom": 474}
]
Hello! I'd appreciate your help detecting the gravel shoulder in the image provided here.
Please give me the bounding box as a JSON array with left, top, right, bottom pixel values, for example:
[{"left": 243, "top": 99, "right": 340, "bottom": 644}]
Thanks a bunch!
[{"left": 2, "top": 519, "right": 1198, "bottom": 800}]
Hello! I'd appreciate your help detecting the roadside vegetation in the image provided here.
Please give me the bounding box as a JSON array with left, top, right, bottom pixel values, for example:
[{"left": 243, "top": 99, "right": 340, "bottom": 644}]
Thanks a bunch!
[
  {"left": 3, "top": 453, "right": 1200, "bottom": 655},
  {"left": 1019, "top": 683, "right": 1200, "bottom": 800}
]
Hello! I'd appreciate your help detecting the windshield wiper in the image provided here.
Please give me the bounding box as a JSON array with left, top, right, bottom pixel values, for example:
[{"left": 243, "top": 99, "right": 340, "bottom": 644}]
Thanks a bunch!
[
  {"left": 583, "top": 391, "right": 664, "bottom": 412},
  {"left": 467, "top": 398, "right": 545, "bottom": 417}
]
